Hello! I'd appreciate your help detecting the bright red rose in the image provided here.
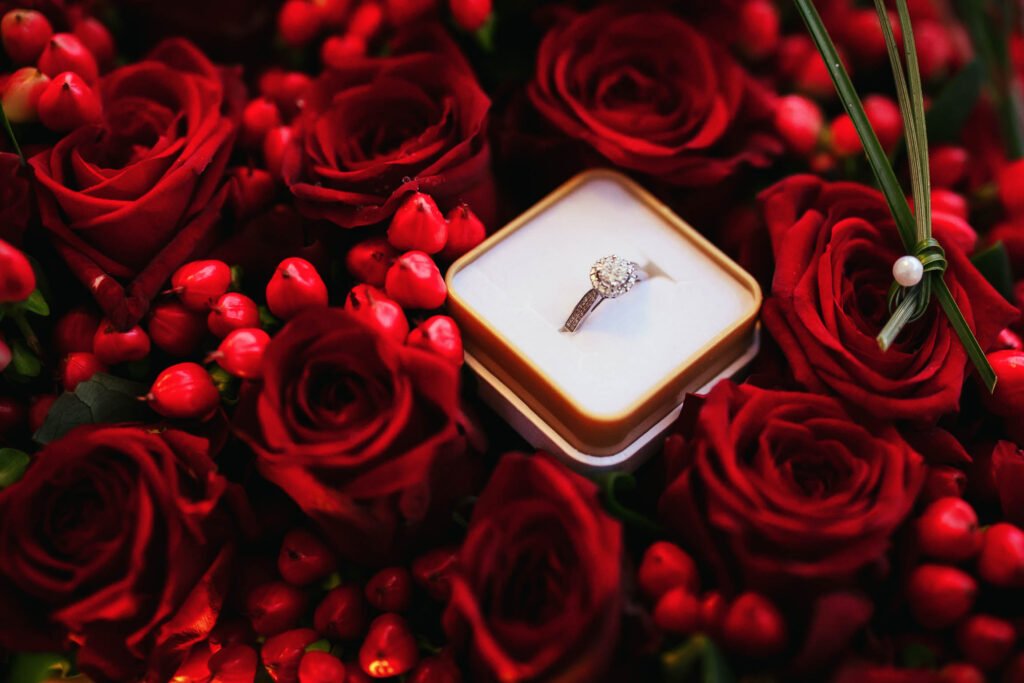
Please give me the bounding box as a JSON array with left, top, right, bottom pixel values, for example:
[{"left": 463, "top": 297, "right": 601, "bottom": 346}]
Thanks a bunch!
[
  {"left": 0, "top": 425, "right": 248, "bottom": 682},
  {"left": 527, "top": 5, "right": 781, "bottom": 186},
  {"left": 760, "top": 175, "right": 1017, "bottom": 421},
  {"left": 235, "top": 308, "right": 478, "bottom": 565},
  {"left": 30, "top": 39, "right": 243, "bottom": 329},
  {"left": 659, "top": 382, "right": 925, "bottom": 593},
  {"left": 444, "top": 453, "right": 622, "bottom": 683},
  {"left": 283, "top": 28, "right": 494, "bottom": 228}
]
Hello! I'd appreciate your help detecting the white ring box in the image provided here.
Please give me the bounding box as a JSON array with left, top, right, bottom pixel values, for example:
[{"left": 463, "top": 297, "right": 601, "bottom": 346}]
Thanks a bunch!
[{"left": 447, "top": 170, "right": 762, "bottom": 471}]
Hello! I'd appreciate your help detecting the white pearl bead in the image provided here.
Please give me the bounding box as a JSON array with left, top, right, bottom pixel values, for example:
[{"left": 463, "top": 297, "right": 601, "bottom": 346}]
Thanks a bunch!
[{"left": 892, "top": 255, "right": 924, "bottom": 287}]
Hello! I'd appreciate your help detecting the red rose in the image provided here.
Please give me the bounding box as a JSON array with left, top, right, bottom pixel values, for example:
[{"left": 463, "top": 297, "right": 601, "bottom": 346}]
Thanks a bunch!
[
  {"left": 235, "top": 308, "right": 477, "bottom": 564},
  {"left": 0, "top": 425, "right": 247, "bottom": 682},
  {"left": 527, "top": 6, "right": 780, "bottom": 186},
  {"left": 659, "top": 382, "right": 925, "bottom": 593},
  {"left": 30, "top": 39, "right": 243, "bottom": 329},
  {"left": 760, "top": 175, "right": 1017, "bottom": 421},
  {"left": 444, "top": 453, "right": 622, "bottom": 683},
  {"left": 283, "top": 29, "right": 494, "bottom": 228}
]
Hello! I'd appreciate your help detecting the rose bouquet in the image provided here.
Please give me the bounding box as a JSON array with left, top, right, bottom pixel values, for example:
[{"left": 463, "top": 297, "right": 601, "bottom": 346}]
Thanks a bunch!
[{"left": 1, "top": 1, "right": 1024, "bottom": 682}]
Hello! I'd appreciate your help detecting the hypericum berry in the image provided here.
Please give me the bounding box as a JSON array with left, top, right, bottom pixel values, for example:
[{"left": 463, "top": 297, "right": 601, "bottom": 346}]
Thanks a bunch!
[
  {"left": 977, "top": 523, "right": 1024, "bottom": 588},
  {"left": 449, "top": 0, "right": 491, "bottom": 31},
  {"left": 406, "top": 316, "right": 463, "bottom": 366},
  {"left": 939, "top": 663, "right": 985, "bottom": 683},
  {"left": 0, "top": 238, "right": 36, "bottom": 302},
  {"left": 983, "top": 350, "right": 1024, "bottom": 419},
  {"left": 347, "top": 2, "right": 384, "bottom": 38},
  {"left": 208, "top": 292, "right": 260, "bottom": 338},
  {"left": 698, "top": 591, "right": 727, "bottom": 637},
  {"left": 411, "top": 547, "right": 458, "bottom": 601},
  {"left": 440, "top": 204, "right": 485, "bottom": 261},
  {"left": 278, "top": 528, "right": 336, "bottom": 586},
  {"left": 171, "top": 260, "right": 232, "bottom": 311},
  {"left": 864, "top": 95, "right": 904, "bottom": 152},
  {"left": 931, "top": 188, "right": 969, "bottom": 220},
  {"left": 846, "top": 9, "right": 900, "bottom": 66},
  {"left": 1, "top": 9, "right": 52, "bottom": 64},
  {"left": 956, "top": 615, "right": 1015, "bottom": 670},
  {"left": 795, "top": 48, "right": 845, "bottom": 99},
  {"left": 208, "top": 644, "right": 258, "bottom": 682},
  {"left": 147, "top": 300, "right": 206, "bottom": 357},
  {"left": 916, "top": 20, "right": 954, "bottom": 81},
  {"left": 267, "top": 257, "right": 329, "bottom": 320},
  {"left": 38, "top": 33, "right": 98, "bottom": 84},
  {"left": 264, "top": 125, "right": 295, "bottom": 179},
  {"left": 71, "top": 16, "right": 114, "bottom": 67},
  {"left": 365, "top": 567, "right": 414, "bottom": 613},
  {"left": 211, "top": 328, "right": 270, "bottom": 379},
  {"left": 345, "top": 285, "right": 409, "bottom": 343},
  {"left": 721, "top": 593, "right": 787, "bottom": 659},
  {"left": 247, "top": 581, "right": 309, "bottom": 637},
  {"left": 407, "top": 655, "right": 462, "bottom": 683},
  {"left": 388, "top": 193, "right": 448, "bottom": 254},
  {"left": 37, "top": 71, "right": 102, "bottom": 132},
  {"left": 907, "top": 564, "right": 977, "bottom": 628},
  {"left": 261, "top": 70, "right": 311, "bottom": 119},
  {"left": 929, "top": 145, "right": 969, "bottom": 188},
  {"left": 28, "top": 394, "right": 57, "bottom": 433},
  {"left": 314, "top": 584, "right": 368, "bottom": 641},
  {"left": 829, "top": 114, "right": 862, "bottom": 157},
  {"left": 93, "top": 321, "right": 150, "bottom": 365},
  {"left": 241, "top": 97, "right": 283, "bottom": 148},
  {"left": 314, "top": 0, "right": 351, "bottom": 26},
  {"left": 360, "top": 614, "right": 419, "bottom": 678},
  {"left": 60, "top": 352, "right": 106, "bottom": 391},
  {"left": 384, "top": 251, "right": 447, "bottom": 310},
  {"left": 917, "top": 497, "right": 982, "bottom": 562},
  {"left": 262, "top": 628, "right": 318, "bottom": 683},
  {"left": 1, "top": 67, "right": 49, "bottom": 123},
  {"left": 346, "top": 237, "right": 399, "bottom": 287},
  {"left": 773, "top": 94, "right": 823, "bottom": 156},
  {"left": 653, "top": 587, "right": 700, "bottom": 635},
  {"left": 147, "top": 362, "right": 220, "bottom": 419},
  {"left": 321, "top": 33, "right": 366, "bottom": 68},
  {"left": 996, "top": 328, "right": 1024, "bottom": 352},
  {"left": 228, "top": 167, "right": 276, "bottom": 220},
  {"left": 736, "top": 0, "right": 779, "bottom": 61},
  {"left": 278, "top": 0, "right": 323, "bottom": 47},
  {"left": 637, "top": 541, "right": 700, "bottom": 601},
  {"left": 299, "top": 651, "right": 347, "bottom": 683},
  {"left": 385, "top": 0, "right": 436, "bottom": 27},
  {"left": 998, "top": 159, "right": 1024, "bottom": 217}
]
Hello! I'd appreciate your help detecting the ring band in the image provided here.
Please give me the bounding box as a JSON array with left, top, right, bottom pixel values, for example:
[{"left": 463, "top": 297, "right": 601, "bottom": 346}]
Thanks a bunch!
[{"left": 561, "top": 255, "right": 646, "bottom": 333}]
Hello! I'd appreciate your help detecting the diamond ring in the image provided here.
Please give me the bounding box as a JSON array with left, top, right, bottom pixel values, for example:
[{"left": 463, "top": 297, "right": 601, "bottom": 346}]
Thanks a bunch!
[{"left": 561, "top": 255, "right": 647, "bottom": 333}]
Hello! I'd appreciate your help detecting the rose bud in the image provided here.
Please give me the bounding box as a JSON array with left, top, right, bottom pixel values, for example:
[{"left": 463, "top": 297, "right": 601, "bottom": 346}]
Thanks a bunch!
[
  {"left": 314, "top": 584, "right": 367, "bottom": 640},
  {"left": 978, "top": 523, "right": 1024, "bottom": 588},
  {"left": 346, "top": 237, "right": 399, "bottom": 288},
  {"left": 449, "top": 0, "right": 491, "bottom": 31},
  {"left": 60, "top": 352, "right": 106, "bottom": 391},
  {"left": 1, "top": 66, "right": 49, "bottom": 123},
  {"left": 387, "top": 193, "right": 449, "bottom": 255},
  {"left": 71, "top": 16, "right": 114, "bottom": 67},
  {"left": 267, "top": 257, "right": 329, "bottom": 320},
  {"left": 278, "top": 528, "right": 336, "bottom": 586},
  {"left": 27, "top": 394, "right": 56, "bottom": 432},
  {"left": 263, "top": 628, "right": 319, "bottom": 683},
  {"left": 406, "top": 316, "right": 463, "bottom": 366},
  {"left": 2, "top": 9, "right": 52, "bottom": 64},
  {"left": 637, "top": 541, "right": 699, "bottom": 601},
  {"left": 344, "top": 285, "right": 409, "bottom": 343},
  {"left": 54, "top": 307, "right": 100, "bottom": 356},
  {"left": 907, "top": 564, "right": 977, "bottom": 628},
  {"left": 411, "top": 547, "right": 458, "bottom": 601},
  {"left": 93, "top": 321, "right": 151, "bottom": 365},
  {"left": 698, "top": 591, "right": 727, "bottom": 638},
  {"left": 736, "top": 0, "right": 779, "bottom": 61},
  {"left": 211, "top": 328, "right": 271, "bottom": 379},
  {"left": 407, "top": 654, "right": 462, "bottom": 683},
  {"left": 956, "top": 615, "right": 1015, "bottom": 670},
  {"left": 721, "top": 592, "right": 787, "bottom": 659},
  {"left": 0, "top": 396, "right": 25, "bottom": 438},
  {"left": 917, "top": 497, "right": 982, "bottom": 562},
  {"left": 209, "top": 643, "right": 259, "bottom": 683},
  {"left": 208, "top": 292, "right": 260, "bottom": 339},
  {"left": 365, "top": 567, "right": 414, "bottom": 613},
  {"left": 653, "top": 587, "right": 700, "bottom": 636},
  {"left": 299, "top": 651, "right": 347, "bottom": 683},
  {"left": 0, "top": 237, "right": 36, "bottom": 302},
  {"left": 37, "top": 71, "right": 102, "bottom": 132},
  {"left": 148, "top": 300, "right": 207, "bottom": 357},
  {"left": 939, "top": 663, "right": 985, "bottom": 683},
  {"left": 38, "top": 33, "right": 98, "bottom": 84},
  {"left": 264, "top": 125, "right": 295, "bottom": 179},
  {"left": 172, "top": 260, "right": 232, "bottom": 312},
  {"left": 929, "top": 145, "right": 969, "bottom": 188},
  {"left": 278, "top": 0, "right": 323, "bottom": 47},
  {"left": 242, "top": 97, "right": 283, "bottom": 148},
  {"left": 983, "top": 351, "right": 1024, "bottom": 419},
  {"left": 385, "top": 251, "right": 447, "bottom": 309},
  {"left": 359, "top": 614, "right": 419, "bottom": 678},
  {"left": 147, "top": 362, "right": 220, "bottom": 420},
  {"left": 348, "top": 1, "right": 384, "bottom": 38},
  {"left": 773, "top": 94, "right": 823, "bottom": 156},
  {"left": 440, "top": 204, "right": 486, "bottom": 262},
  {"left": 247, "top": 580, "right": 309, "bottom": 637},
  {"left": 321, "top": 34, "right": 366, "bottom": 69}
]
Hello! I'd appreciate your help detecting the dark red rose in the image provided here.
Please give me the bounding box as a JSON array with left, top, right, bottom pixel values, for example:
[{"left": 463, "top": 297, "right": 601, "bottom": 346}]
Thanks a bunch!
[
  {"left": 527, "top": 5, "right": 781, "bottom": 186},
  {"left": 283, "top": 28, "right": 494, "bottom": 228},
  {"left": 0, "top": 425, "right": 247, "bottom": 682},
  {"left": 659, "top": 382, "right": 925, "bottom": 594},
  {"left": 30, "top": 39, "right": 243, "bottom": 329},
  {"left": 235, "top": 308, "right": 478, "bottom": 565},
  {"left": 443, "top": 453, "right": 622, "bottom": 683},
  {"left": 760, "top": 175, "right": 1017, "bottom": 421}
]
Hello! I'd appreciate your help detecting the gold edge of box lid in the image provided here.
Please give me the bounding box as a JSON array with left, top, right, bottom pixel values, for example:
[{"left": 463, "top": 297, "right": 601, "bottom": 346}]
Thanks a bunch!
[{"left": 445, "top": 168, "right": 763, "bottom": 452}]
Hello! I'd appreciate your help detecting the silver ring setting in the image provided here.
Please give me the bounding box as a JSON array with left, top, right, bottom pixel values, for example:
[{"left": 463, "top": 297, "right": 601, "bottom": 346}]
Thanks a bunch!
[{"left": 562, "top": 255, "right": 645, "bottom": 333}]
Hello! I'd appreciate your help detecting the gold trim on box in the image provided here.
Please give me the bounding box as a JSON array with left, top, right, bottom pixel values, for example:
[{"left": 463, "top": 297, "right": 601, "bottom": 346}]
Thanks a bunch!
[{"left": 446, "top": 169, "right": 762, "bottom": 455}]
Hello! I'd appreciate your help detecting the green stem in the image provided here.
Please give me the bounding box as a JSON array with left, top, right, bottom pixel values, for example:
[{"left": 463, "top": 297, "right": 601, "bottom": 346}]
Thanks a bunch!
[
  {"left": 597, "top": 473, "right": 663, "bottom": 537},
  {"left": 0, "top": 104, "right": 25, "bottom": 166},
  {"left": 12, "top": 310, "right": 43, "bottom": 358}
]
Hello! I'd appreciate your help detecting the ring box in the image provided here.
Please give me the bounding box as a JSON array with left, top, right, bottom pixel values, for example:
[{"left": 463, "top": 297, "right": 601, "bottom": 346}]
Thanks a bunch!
[{"left": 446, "top": 170, "right": 762, "bottom": 471}]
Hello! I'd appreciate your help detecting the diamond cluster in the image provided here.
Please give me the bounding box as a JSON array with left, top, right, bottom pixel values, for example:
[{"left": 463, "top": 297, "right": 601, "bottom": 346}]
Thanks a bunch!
[{"left": 590, "top": 255, "right": 638, "bottom": 298}]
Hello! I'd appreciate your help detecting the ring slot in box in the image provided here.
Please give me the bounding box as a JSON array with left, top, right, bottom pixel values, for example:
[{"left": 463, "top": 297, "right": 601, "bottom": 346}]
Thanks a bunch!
[{"left": 447, "top": 170, "right": 761, "bottom": 468}]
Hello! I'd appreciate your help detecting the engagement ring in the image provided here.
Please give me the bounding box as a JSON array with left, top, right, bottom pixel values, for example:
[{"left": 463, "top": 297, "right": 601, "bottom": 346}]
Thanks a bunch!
[{"left": 561, "top": 255, "right": 647, "bottom": 333}]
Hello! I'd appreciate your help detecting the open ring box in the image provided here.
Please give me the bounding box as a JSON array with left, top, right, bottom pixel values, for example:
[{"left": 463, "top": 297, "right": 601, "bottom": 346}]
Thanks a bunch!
[{"left": 446, "top": 170, "right": 762, "bottom": 472}]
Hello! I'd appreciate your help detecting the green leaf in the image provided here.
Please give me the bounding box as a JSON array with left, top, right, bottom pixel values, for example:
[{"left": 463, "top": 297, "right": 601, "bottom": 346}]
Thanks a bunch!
[
  {"left": 21, "top": 290, "right": 49, "bottom": 317},
  {"left": 305, "top": 639, "right": 331, "bottom": 653},
  {"left": 6, "top": 652, "right": 73, "bottom": 683},
  {"left": 474, "top": 14, "right": 497, "bottom": 53},
  {"left": 33, "top": 373, "right": 152, "bottom": 445},
  {"left": 971, "top": 241, "right": 1015, "bottom": 300},
  {"left": 662, "top": 636, "right": 736, "bottom": 683},
  {"left": 926, "top": 61, "right": 985, "bottom": 142},
  {"left": 0, "top": 448, "right": 30, "bottom": 488},
  {"left": 10, "top": 339, "right": 41, "bottom": 378}
]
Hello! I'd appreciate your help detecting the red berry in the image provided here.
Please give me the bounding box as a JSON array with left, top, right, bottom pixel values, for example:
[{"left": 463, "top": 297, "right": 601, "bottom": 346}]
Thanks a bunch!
[
  {"left": 698, "top": 591, "right": 728, "bottom": 636},
  {"left": 93, "top": 321, "right": 151, "bottom": 365},
  {"left": 229, "top": 167, "right": 276, "bottom": 220},
  {"left": 996, "top": 328, "right": 1024, "bottom": 352},
  {"left": 38, "top": 33, "right": 98, "bottom": 84},
  {"left": 845, "top": 9, "right": 900, "bottom": 67},
  {"left": 264, "top": 125, "right": 295, "bottom": 179},
  {"left": 60, "top": 352, "right": 106, "bottom": 391},
  {"left": 278, "top": 528, "right": 336, "bottom": 586},
  {"left": 242, "top": 97, "right": 283, "bottom": 148},
  {"left": 929, "top": 145, "right": 969, "bottom": 188},
  {"left": 171, "top": 260, "right": 232, "bottom": 312},
  {"left": 346, "top": 237, "right": 399, "bottom": 287},
  {"left": 411, "top": 547, "right": 458, "bottom": 601},
  {"left": 71, "top": 17, "right": 114, "bottom": 67},
  {"left": 348, "top": 2, "right": 383, "bottom": 38},
  {"left": 998, "top": 159, "right": 1024, "bottom": 216},
  {"left": 247, "top": 581, "right": 309, "bottom": 637},
  {"left": 365, "top": 567, "right": 413, "bottom": 613},
  {"left": 321, "top": 33, "right": 366, "bottom": 68},
  {"left": 388, "top": 193, "right": 448, "bottom": 254},
  {"left": 721, "top": 593, "right": 787, "bottom": 659},
  {"left": 384, "top": 251, "right": 446, "bottom": 309},
  {"left": 147, "top": 362, "right": 220, "bottom": 419},
  {"left": 917, "top": 497, "right": 982, "bottom": 562},
  {"left": 386, "top": 0, "right": 437, "bottom": 27},
  {"left": 736, "top": 0, "right": 779, "bottom": 60},
  {"left": 773, "top": 94, "right": 823, "bottom": 156},
  {"left": 0, "top": 337, "right": 11, "bottom": 373},
  {"left": 314, "top": 0, "right": 351, "bottom": 26},
  {"left": 1, "top": 66, "right": 49, "bottom": 123},
  {"left": 265, "top": 71, "right": 311, "bottom": 119},
  {"left": 916, "top": 21, "right": 954, "bottom": 81},
  {"left": 209, "top": 644, "right": 259, "bottom": 682},
  {"left": 0, "top": 238, "right": 36, "bottom": 302},
  {"left": 406, "top": 315, "right": 463, "bottom": 366},
  {"left": 637, "top": 541, "right": 700, "bottom": 601},
  {"left": 267, "top": 257, "right": 329, "bottom": 320},
  {"left": 984, "top": 351, "right": 1024, "bottom": 419},
  {"left": 344, "top": 285, "right": 409, "bottom": 343},
  {"left": 278, "top": 0, "right": 323, "bottom": 47},
  {"left": 931, "top": 189, "right": 969, "bottom": 221},
  {"left": 449, "top": 0, "right": 490, "bottom": 31},
  {"left": 262, "top": 628, "right": 318, "bottom": 683},
  {"left": 213, "top": 328, "right": 270, "bottom": 379},
  {"left": 148, "top": 300, "right": 206, "bottom": 357},
  {"left": 653, "top": 587, "right": 700, "bottom": 635},
  {"left": 1, "top": 9, "right": 52, "bottom": 64},
  {"left": 864, "top": 95, "right": 903, "bottom": 152},
  {"left": 314, "top": 584, "right": 367, "bottom": 640},
  {"left": 440, "top": 204, "right": 485, "bottom": 261},
  {"left": 829, "top": 114, "right": 862, "bottom": 157},
  {"left": 0, "top": 396, "right": 25, "bottom": 438},
  {"left": 978, "top": 523, "right": 1024, "bottom": 588},
  {"left": 907, "top": 564, "right": 977, "bottom": 628},
  {"left": 939, "top": 663, "right": 985, "bottom": 683},
  {"left": 27, "top": 394, "right": 54, "bottom": 433},
  {"left": 795, "top": 48, "right": 846, "bottom": 99},
  {"left": 359, "top": 614, "right": 419, "bottom": 678},
  {"left": 54, "top": 307, "right": 99, "bottom": 356},
  {"left": 299, "top": 651, "right": 347, "bottom": 683},
  {"left": 40, "top": 70, "right": 108, "bottom": 136},
  {"left": 407, "top": 655, "right": 461, "bottom": 683},
  {"left": 208, "top": 292, "right": 260, "bottom": 338},
  {"left": 956, "top": 615, "right": 1015, "bottom": 670}
]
